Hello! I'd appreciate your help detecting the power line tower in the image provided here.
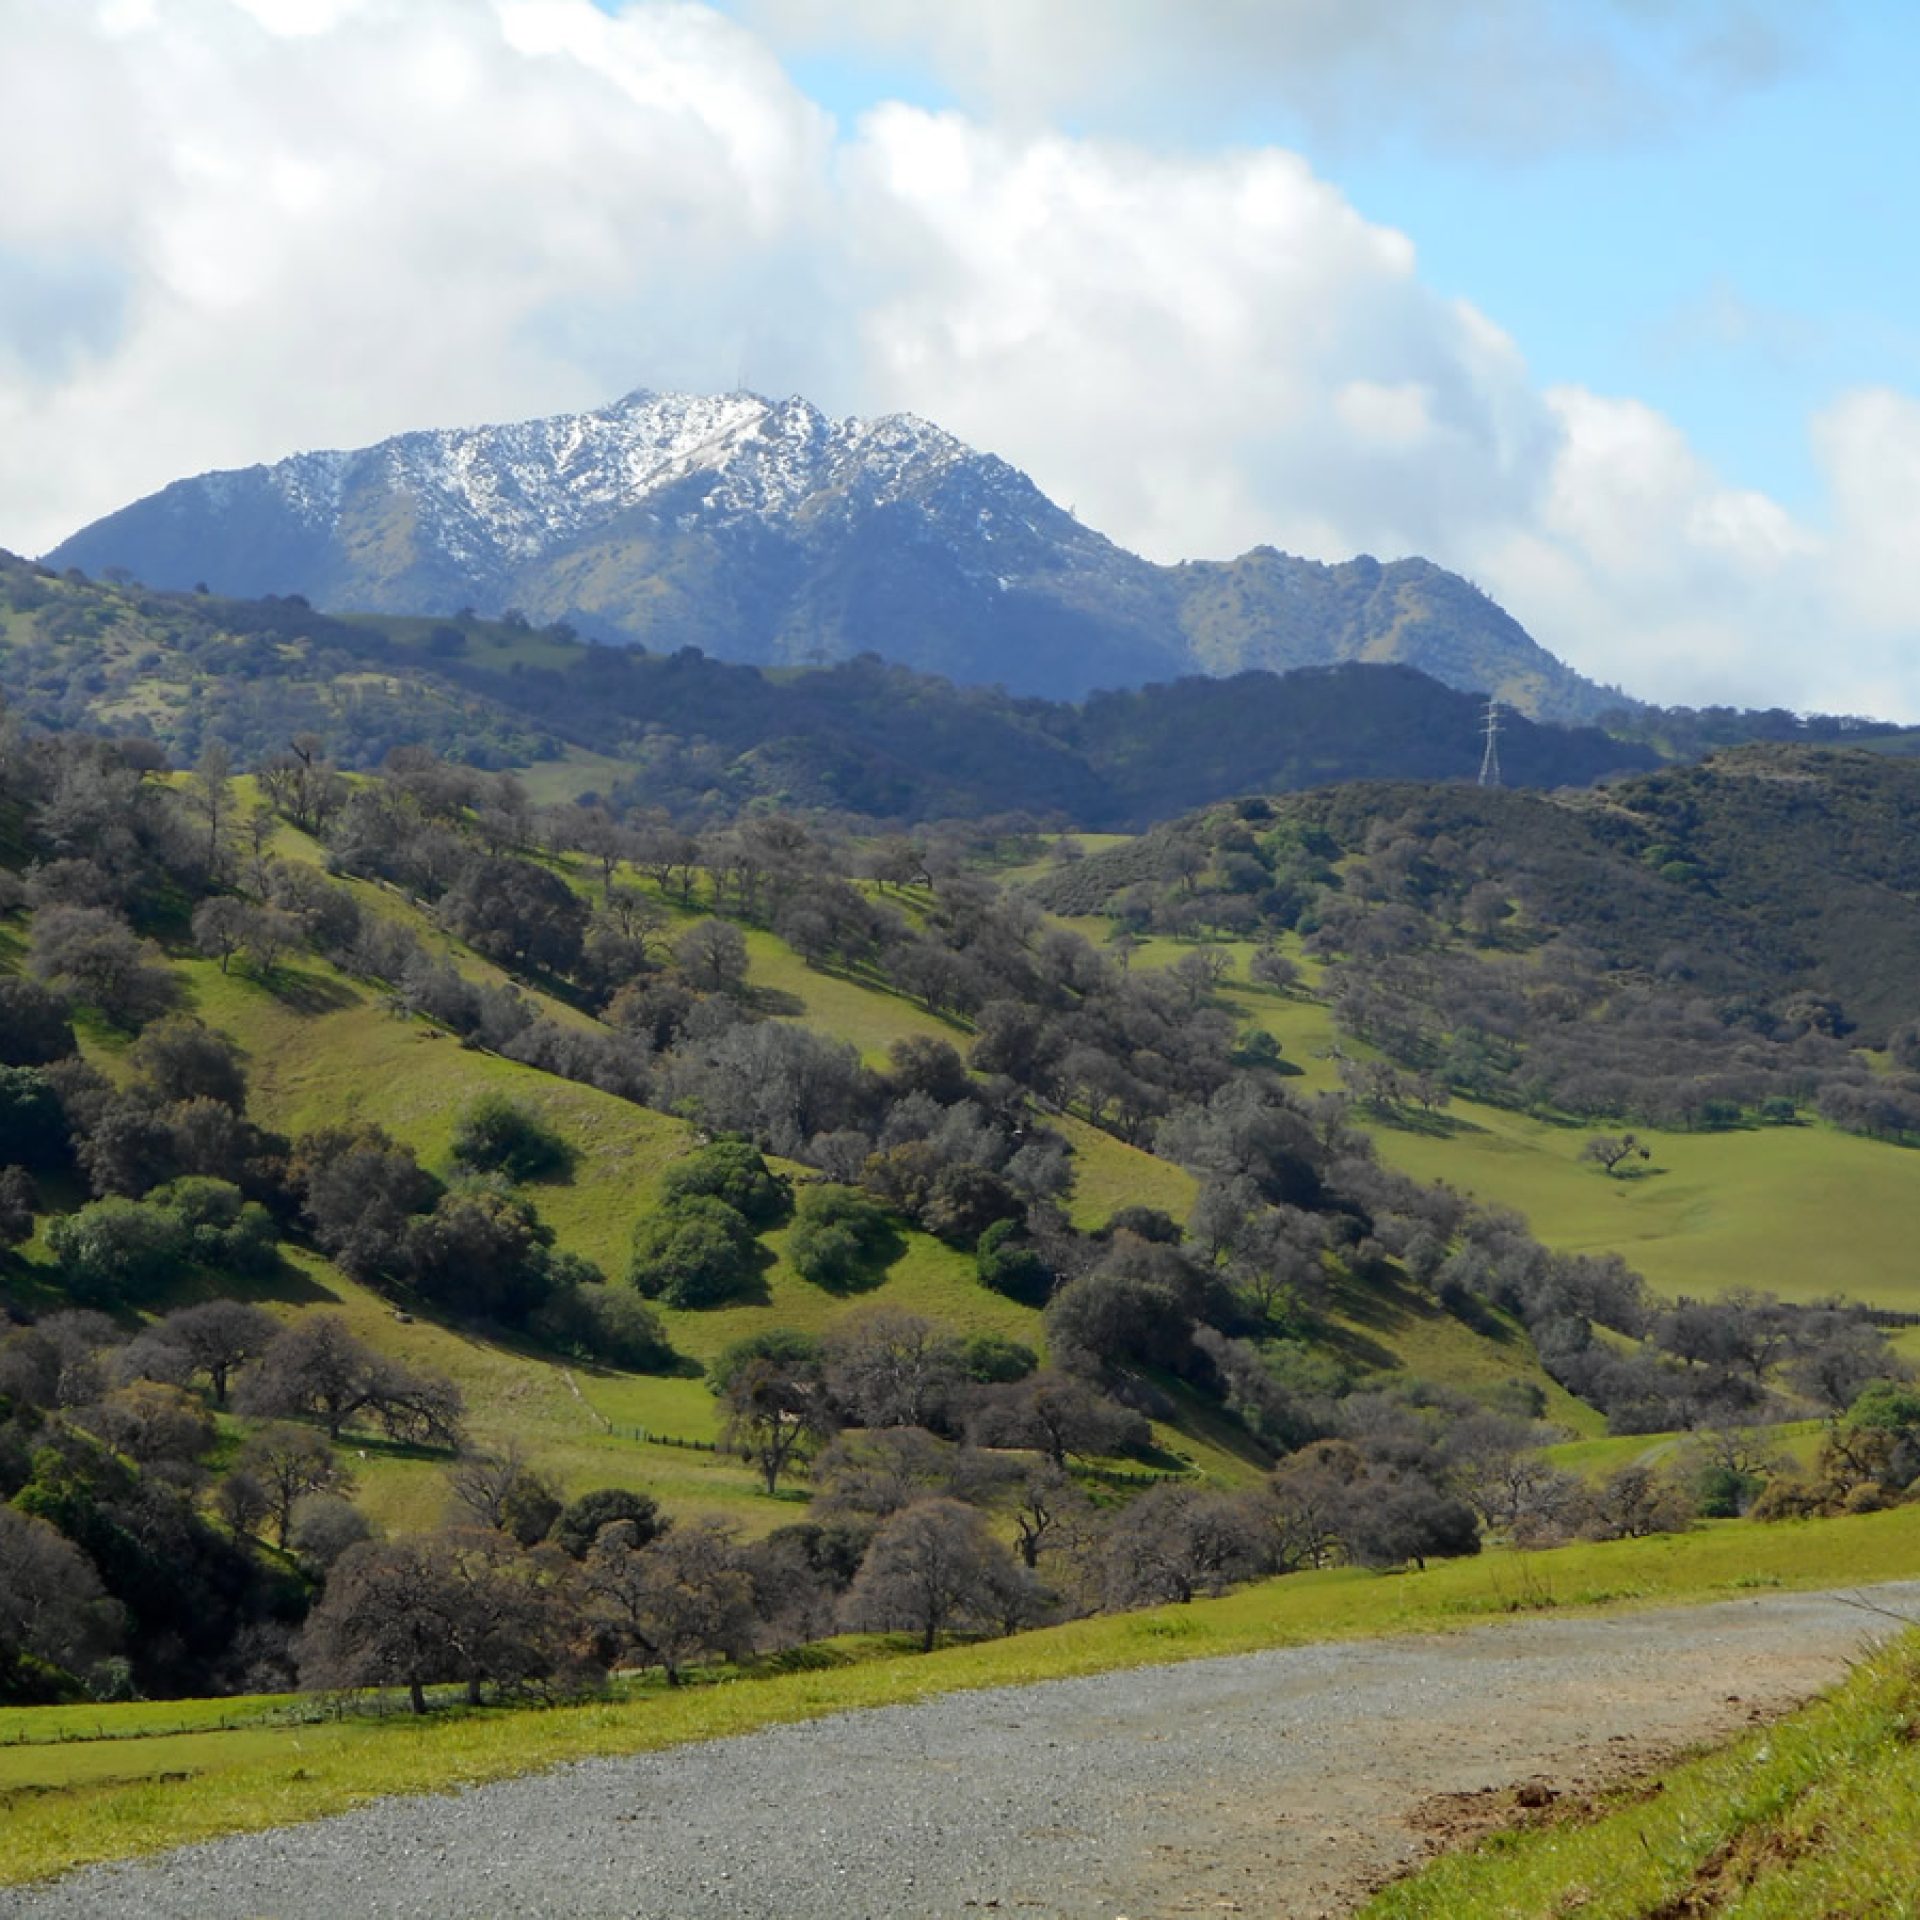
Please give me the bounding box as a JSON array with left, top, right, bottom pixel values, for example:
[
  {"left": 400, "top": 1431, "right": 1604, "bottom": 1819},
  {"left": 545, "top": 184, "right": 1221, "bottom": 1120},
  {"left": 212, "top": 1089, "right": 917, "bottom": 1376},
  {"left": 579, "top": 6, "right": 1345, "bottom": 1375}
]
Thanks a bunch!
[{"left": 1477, "top": 699, "right": 1503, "bottom": 788}]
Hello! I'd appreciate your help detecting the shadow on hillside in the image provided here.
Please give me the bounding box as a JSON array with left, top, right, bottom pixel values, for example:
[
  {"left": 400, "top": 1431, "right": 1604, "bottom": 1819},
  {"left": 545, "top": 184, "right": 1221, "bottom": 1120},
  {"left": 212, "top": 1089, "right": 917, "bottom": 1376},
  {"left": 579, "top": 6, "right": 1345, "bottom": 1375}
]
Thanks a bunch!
[
  {"left": 1371, "top": 1107, "right": 1484, "bottom": 1139},
  {"left": 526, "top": 1338, "right": 708, "bottom": 1384},
  {"left": 0, "top": 1258, "right": 75, "bottom": 1322},
  {"left": 746, "top": 985, "right": 806, "bottom": 1017},
  {"left": 1313, "top": 1320, "right": 1400, "bottom": 1375},
  {"left": 201, "top": 1256, "right": 341, "bottom": 1308},
  {"left": 261, "top": 965, "right": 359, "bottom": 1015},
  {"left": 1343, "top": 1263, "right": 1520, "bottom": 1356},
  {"left": 340, "top": 1430, "right": 457, "bottom": 1465}
]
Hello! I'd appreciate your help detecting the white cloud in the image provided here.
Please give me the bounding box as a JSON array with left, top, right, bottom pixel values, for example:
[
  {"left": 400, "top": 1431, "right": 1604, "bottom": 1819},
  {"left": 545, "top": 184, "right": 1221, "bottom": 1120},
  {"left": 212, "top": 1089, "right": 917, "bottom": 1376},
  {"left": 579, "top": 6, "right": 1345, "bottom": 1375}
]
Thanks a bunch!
[
  {"left": 0, "top": 0, "right": 1914, "bottom": 719},
  {"left": 744, "top": 0, "right": 1817, "bottom": 156},
  {"left": 1815, "top": 388, "right": 1920, "bottom": 630},
  {"left": 1471, "top": 388, "right": 1831, "bottom": 710},
  {"left": 841, "top": 107, "right": 1550, "bottom": 567},
  {"left": 0, "top": 0, "right": 840, "bottom": 544}
]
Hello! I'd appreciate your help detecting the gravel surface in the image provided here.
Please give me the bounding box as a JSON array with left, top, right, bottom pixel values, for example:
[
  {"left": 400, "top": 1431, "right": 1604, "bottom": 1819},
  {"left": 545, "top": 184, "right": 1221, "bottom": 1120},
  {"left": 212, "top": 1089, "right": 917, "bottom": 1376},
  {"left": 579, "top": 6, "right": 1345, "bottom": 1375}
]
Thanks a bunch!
[{"left": 8, "top": 1583, "right": 1916, "bottom": 1920}]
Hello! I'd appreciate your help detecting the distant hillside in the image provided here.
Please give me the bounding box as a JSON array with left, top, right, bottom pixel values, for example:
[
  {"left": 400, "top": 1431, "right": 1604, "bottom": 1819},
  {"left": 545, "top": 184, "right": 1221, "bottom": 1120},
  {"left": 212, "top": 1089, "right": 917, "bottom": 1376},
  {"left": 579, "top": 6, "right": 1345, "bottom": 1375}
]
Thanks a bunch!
[
  {"left": 0, "top": 551, "right": 1655, "bottom": 826},
  {"left": 46, "top": 389, "right": 1627, "bottom": 721},
  {"left": 1033, "top": 744, "right": 1920, "bottom": 1103}
]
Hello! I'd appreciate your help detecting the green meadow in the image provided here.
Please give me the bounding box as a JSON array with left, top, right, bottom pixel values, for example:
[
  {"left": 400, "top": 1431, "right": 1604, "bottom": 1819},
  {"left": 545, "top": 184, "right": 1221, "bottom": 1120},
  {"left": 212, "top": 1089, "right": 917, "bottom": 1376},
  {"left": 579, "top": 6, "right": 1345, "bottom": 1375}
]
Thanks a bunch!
[{"left": 1102, "top": 929, "right": 1920, "bottom": 1316}]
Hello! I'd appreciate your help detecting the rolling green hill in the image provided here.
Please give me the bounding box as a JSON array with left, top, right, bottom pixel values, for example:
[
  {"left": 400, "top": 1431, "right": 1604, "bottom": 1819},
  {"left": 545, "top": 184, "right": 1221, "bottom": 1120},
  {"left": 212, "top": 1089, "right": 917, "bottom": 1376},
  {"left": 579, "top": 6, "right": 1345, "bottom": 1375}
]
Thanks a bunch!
[{"left": 2, "top": 786, "right": 1586, "bottom": 1537}]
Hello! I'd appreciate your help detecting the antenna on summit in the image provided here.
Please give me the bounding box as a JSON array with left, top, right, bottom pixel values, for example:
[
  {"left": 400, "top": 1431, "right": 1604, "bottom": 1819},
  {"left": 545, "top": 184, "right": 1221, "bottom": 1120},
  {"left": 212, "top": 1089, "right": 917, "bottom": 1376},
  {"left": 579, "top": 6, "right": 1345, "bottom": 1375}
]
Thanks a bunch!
[{"left": 1477, "top": 699, "right": 1503, "bottom": 789}]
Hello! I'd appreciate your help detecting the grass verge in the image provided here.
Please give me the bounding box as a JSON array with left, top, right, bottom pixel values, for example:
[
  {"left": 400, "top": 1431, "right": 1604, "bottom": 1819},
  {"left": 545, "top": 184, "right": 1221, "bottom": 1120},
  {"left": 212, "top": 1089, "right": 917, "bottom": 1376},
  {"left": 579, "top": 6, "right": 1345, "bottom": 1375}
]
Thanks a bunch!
[{"left": 1360, "top": 1624, "right": 1920, "bottom": 1919}]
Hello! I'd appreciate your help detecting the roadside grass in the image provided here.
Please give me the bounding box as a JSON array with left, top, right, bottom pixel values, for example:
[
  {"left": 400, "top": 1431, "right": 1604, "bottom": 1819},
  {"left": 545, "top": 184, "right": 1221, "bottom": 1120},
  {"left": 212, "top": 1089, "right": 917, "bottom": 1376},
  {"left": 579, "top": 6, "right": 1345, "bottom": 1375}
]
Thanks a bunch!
[
  {"left": 1359, "top": 1625, "right": 1920, "bottom": 1919},
  {"left": 11, "top": 1507, "right": 1920, "bottom": 1889},
  {"left": 0, "top": 1693, "right": 310, "bottom": 1745}
]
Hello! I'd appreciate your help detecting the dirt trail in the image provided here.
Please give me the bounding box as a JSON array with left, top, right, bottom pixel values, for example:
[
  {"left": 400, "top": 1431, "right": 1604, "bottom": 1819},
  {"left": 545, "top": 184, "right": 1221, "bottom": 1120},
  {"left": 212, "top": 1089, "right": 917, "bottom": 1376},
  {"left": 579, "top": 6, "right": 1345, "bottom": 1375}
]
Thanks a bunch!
[{"left": 5, "top": 1583, "right": 1915, "bottom": 1920}]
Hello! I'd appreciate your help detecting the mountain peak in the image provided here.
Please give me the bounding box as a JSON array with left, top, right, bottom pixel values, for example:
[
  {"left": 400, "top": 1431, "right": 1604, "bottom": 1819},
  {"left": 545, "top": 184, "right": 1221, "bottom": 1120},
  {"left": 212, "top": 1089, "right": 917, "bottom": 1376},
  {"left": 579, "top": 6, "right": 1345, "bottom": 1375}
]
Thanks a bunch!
[{"left": 46, "top": 389, "right": 1625, "bottom": 718}]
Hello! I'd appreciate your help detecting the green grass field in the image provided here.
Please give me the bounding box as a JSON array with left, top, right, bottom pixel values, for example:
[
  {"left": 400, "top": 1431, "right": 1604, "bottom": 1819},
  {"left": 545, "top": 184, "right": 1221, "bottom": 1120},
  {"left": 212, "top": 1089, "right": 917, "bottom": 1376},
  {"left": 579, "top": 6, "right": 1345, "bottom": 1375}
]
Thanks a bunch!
[
  {"left": 1380, "top": 1106, "right": 1920, "bottom": 1313},
  {"left": 12, "top": 1506, "right": 1920, "bottom": 1890},
  {"left": 1075, "top": 925, "right": 1920, "bottom": 1315}
]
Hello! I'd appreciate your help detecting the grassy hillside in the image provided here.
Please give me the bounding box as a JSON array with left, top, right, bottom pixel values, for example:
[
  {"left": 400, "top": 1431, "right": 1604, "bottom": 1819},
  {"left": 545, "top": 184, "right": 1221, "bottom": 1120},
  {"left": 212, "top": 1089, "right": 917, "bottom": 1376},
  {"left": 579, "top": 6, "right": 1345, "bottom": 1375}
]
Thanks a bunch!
[
  {"left": 0, "top": 792, "right": 1606, "bottom": 1531},
  {"left": 1102, "top": 928, "right": 1920, "bottom": 1315},
  {"left": 162, "top": 842, "right": 1574, "bottom": 1477}
]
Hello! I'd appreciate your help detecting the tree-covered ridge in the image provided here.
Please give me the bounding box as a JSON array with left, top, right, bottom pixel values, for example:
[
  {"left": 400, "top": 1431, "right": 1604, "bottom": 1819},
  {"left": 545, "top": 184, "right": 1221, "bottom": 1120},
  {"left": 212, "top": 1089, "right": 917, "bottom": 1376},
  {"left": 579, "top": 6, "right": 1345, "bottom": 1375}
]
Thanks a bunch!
[
  {"left": 1032, "top": 747, "right": 1920, "bottom": 1133},
  {"left": 0, "top": 550, "right": 1660, "bottom": 826}
]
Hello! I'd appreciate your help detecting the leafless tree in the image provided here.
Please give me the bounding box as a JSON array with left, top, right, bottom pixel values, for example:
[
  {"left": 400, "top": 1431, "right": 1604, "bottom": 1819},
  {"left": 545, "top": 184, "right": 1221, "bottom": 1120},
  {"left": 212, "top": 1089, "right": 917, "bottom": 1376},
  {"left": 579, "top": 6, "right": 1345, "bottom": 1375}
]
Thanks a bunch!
[
  {"left": 842, "top": 1499, "right": 1017, "bottom": 1651},
  {"left": 237, "top": 1422, "right": 351, "bottom": 1548},
  {"left": 582, "top": 1518, "right": 757, "bottom": 1684},
  {"left": 444, "top": 1442, "right": 563, "bottom": 1544},
  {"left": 237, "top": 1314, "right": 462, "bottom": 1447},
  {"left": 1102, "top": 1483, "right": 1261, "bottom": 1607},
  {"left": 1581, "top": 1132, "right": 1651, "bottom": 1178},
  {"left": 300, "top": 1531, "right": 578, "bottom": 1713},
  {"left": 718, "top": 1353, "right": 838, "bottom": 1496}
]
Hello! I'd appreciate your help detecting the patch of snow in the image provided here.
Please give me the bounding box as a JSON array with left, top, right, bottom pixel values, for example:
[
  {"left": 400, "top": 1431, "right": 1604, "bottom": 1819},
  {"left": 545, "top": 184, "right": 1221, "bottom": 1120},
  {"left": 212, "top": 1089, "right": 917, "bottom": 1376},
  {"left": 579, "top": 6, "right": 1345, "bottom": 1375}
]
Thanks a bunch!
[{"left": 177, "top": 387, "right": 1132, "bottom": 588}]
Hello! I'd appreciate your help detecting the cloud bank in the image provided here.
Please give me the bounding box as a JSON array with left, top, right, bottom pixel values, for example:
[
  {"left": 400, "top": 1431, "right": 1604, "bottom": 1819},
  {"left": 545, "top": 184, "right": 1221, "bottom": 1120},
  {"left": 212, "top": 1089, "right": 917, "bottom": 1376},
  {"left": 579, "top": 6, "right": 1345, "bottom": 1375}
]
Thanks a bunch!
[
  {"left": 748, "top": 0, "right": 1816, "bottom": 156},
  {"left": 1, "top": 0, "right": 1913, "bottom": 717}
]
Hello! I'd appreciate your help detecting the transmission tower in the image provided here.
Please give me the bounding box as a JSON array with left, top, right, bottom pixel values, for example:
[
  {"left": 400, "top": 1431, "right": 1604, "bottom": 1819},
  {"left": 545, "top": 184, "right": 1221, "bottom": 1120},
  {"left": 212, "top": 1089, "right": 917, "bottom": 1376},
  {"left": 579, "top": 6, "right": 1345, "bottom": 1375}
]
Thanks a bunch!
[{"left": 1477, "top": 699, "right": 1503, "bottom": 788}]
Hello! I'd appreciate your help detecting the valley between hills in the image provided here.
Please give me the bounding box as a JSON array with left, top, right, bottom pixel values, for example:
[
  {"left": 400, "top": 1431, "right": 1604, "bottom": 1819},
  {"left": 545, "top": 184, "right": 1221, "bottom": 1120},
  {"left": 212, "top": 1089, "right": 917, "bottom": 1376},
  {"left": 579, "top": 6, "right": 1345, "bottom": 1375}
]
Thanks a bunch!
[{"left": 4, "top": 464, "right": 1920, "bottom": 1916}]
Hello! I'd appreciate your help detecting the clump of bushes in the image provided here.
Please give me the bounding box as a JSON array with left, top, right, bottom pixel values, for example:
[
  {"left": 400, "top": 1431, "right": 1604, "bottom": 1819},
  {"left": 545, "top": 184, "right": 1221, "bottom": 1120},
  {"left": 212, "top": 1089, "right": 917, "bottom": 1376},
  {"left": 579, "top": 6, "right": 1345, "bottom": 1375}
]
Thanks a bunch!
[
  {"left": 628, "top": 1195, "right": 760, "bottom": 1309},
  {"left": 974, "top": 1217, "right": 1052, "bottom": 1304},
  {"left": 657, "top": 1138, "right": 789, "bottom": 1227},
  {"left": 46, "top": 1178, "right": 277, "bottom": 1305},
  {"left": 626, "top": 1143, "right": 787, "bottom": 1309},
  {"left": 449, "top": 1095, "right": 574, "bottom": 1182},
  {"left": 788, "top": 1185, "right": 897, "bottom": 1291}
]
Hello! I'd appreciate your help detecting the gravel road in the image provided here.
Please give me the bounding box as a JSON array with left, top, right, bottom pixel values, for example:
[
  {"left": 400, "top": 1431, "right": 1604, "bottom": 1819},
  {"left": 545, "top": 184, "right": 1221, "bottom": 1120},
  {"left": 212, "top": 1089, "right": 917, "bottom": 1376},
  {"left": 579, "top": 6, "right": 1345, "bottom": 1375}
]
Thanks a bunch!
[{"left": 8, "top": 1583, "right": 1916, "bottom": 1920}]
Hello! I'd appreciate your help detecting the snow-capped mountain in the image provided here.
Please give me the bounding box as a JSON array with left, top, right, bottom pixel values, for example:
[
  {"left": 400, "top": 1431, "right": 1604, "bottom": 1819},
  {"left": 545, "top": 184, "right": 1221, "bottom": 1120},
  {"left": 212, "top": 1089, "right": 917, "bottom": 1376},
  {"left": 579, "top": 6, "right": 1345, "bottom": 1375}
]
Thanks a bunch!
[{"left": 46, "top": 390, "right": 1622, "bottom": 717}]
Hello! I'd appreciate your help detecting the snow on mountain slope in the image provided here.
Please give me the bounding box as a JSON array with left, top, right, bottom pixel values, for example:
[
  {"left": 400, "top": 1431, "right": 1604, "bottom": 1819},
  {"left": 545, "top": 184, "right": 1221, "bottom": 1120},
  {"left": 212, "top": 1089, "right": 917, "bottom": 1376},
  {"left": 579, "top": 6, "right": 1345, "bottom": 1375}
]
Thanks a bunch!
[
  {"left": 245, "top": 390, "right": 1095, "bottom": 572},
  {"left": 45, "top": 390, "right": 1626, "bottom": 717}
]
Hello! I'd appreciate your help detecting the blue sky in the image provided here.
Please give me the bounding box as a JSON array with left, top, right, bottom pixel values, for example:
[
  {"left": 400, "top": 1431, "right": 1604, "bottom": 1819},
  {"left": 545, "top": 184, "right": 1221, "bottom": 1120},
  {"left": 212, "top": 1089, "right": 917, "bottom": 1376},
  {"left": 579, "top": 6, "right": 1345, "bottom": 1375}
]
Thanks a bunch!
[
  {"left": 714, "top": 0, "right": 1920, "bottom": 527},
  {"left": 6, "top": 1, "right": 1918, "bottom": 715},
  {"left": 1325, "top": 11, "right": 1920, "bottom": 523}
]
